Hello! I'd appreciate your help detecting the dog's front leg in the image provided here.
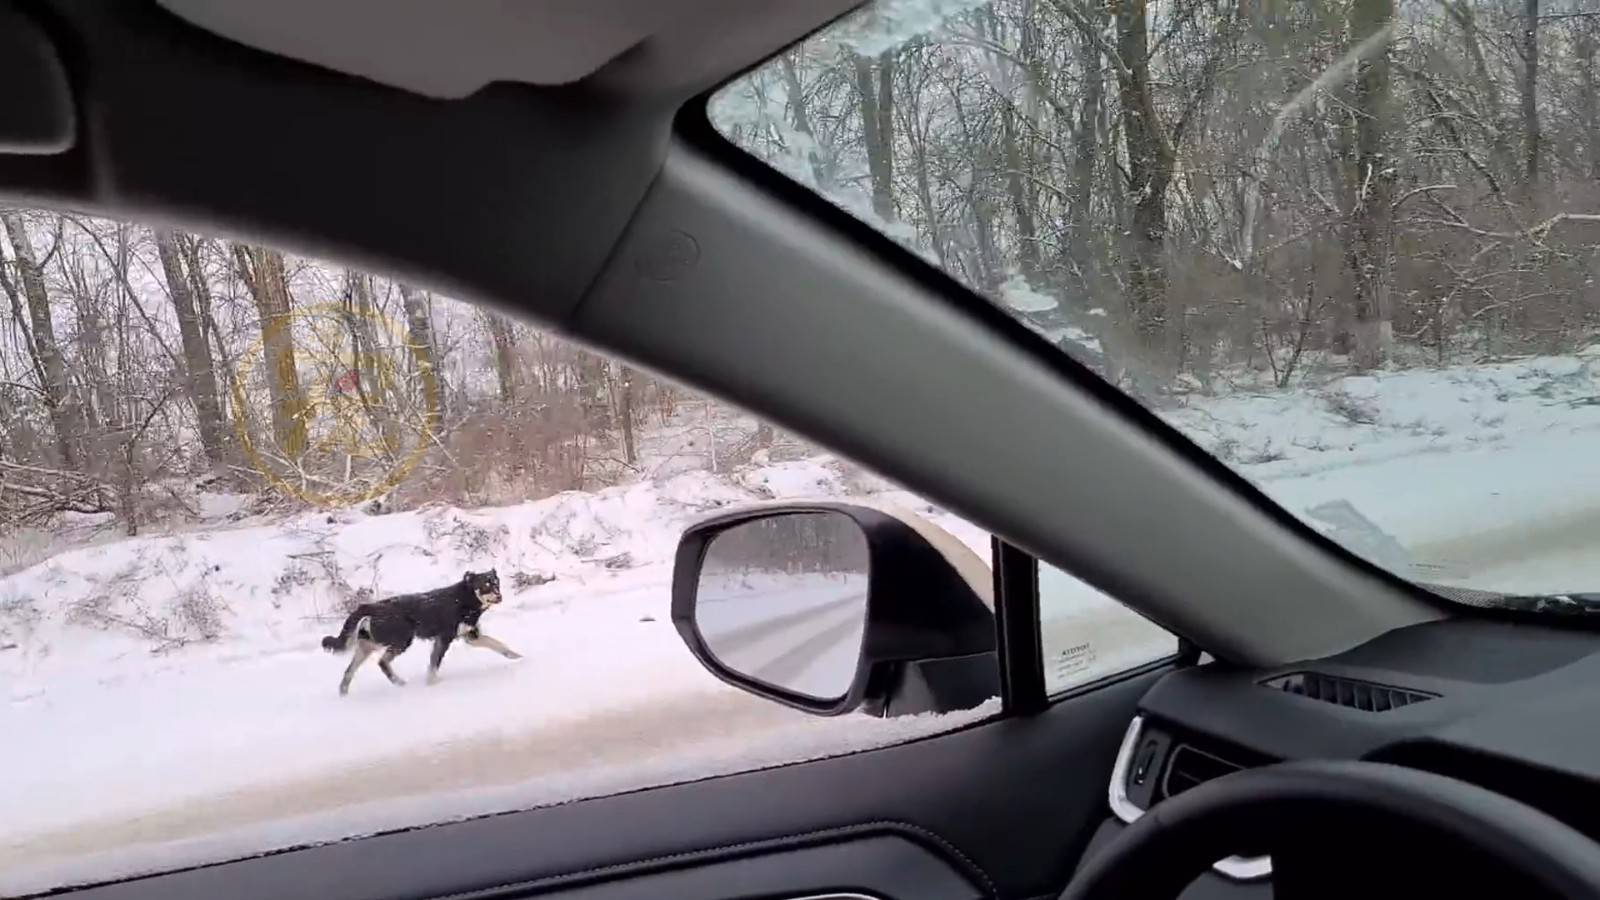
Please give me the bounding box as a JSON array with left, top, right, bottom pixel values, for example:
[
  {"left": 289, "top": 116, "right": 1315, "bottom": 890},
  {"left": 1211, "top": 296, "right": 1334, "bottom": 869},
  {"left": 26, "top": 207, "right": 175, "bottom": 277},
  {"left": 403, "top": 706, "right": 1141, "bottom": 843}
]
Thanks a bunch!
[
  {"left": 464, "top": 630, "right": 522, "bottom": 660},
  {"left": 426, "top": 637, "right": 452, "bottom": 685}
]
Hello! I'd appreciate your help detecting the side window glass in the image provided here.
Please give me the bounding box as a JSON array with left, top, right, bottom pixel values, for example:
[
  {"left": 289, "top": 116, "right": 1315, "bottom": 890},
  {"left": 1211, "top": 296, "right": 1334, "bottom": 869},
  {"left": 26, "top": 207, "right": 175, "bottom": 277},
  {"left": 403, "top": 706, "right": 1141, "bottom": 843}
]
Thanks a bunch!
[
  {"left": 0, "top": 209, "right": 1000, "bottom": 894},
  {"left": 1039, "top": 563, "right": 1177, "bottom": 694}
]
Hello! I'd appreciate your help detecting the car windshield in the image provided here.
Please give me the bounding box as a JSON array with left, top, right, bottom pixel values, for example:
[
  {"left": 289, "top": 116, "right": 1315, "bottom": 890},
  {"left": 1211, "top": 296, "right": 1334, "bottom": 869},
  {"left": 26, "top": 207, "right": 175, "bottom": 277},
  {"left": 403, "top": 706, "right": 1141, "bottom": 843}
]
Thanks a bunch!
[{"left": 710, "top": 0, "right": 1600, "bottom": 605}]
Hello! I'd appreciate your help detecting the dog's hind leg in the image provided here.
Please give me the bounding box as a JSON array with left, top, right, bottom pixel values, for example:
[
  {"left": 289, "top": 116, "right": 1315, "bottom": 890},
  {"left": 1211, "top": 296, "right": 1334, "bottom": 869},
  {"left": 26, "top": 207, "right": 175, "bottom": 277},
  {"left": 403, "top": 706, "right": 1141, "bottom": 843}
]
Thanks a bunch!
[
  {"left": 377, "top": 647, "right": 407, "bottom": 687},
  {"left": 425, "top": 637, "right": 452, "bottom": 685},
  {"left": 339, "top": 640, "right": 377, "bottom": 696},
  {"left": 464, "top": 630, "right": 522, "bottom": 660}
]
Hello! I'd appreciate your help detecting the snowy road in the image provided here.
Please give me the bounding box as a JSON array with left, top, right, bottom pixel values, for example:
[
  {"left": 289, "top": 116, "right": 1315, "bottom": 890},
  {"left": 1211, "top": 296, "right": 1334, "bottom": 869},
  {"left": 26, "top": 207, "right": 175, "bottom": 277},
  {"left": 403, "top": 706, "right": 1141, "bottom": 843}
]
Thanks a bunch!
[
  {"left": 1246, "top": 426, "right": 1600, "bottom": 595},
  {"left": 1417, "top": 502, "right": 1600, "bottom": 594},
  {"left": 0, "top": 688, "right": 797, "bottom": 886},
  {"left": 698, "top": 577, "right": 868, "bottom": 698}
]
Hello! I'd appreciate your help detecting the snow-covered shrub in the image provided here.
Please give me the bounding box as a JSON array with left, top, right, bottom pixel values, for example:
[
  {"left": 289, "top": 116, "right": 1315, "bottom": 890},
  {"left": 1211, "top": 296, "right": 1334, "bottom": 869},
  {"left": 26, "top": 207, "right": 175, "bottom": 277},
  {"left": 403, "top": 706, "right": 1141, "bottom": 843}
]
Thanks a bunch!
[
  {"left": 171, "top": 583, "right": 224, "bottom": 643},
  {"left": 1324, "top": 391, "right": 1379, "bottom": 425}
]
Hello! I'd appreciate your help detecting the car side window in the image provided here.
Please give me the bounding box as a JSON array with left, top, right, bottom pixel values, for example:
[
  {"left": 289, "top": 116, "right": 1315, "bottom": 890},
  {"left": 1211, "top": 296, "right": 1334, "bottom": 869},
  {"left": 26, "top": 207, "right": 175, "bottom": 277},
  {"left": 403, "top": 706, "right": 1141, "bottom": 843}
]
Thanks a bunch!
[
  {"left": 0, "top": 208, "right": 1005, "bottom": 894},
  {"left": 1038, "top": 563, "right": 1178, "bottom": 694}
]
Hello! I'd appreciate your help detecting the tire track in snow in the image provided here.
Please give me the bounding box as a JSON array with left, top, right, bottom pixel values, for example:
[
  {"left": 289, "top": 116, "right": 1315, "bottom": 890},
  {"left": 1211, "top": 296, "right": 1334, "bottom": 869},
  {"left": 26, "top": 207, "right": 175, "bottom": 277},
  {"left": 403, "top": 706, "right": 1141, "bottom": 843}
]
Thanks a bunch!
[{"left": 1411, "top": 502, "right": 1600, "bottom": 590}]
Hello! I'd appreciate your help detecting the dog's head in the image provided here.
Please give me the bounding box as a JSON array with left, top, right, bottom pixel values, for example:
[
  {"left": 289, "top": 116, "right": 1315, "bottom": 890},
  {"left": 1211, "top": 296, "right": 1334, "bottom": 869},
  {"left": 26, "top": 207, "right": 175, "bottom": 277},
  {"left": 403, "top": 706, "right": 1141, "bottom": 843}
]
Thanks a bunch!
[{"left": 464, "top": 569, "right": 503, "bottom": 607}]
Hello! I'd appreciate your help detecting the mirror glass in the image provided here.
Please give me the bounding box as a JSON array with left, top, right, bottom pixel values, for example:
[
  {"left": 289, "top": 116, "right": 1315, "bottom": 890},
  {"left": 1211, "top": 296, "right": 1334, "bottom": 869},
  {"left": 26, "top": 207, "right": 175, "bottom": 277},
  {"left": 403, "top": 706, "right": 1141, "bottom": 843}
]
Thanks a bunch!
[{"left": 695, "top": 512, "right": 871, "bottom": 701}]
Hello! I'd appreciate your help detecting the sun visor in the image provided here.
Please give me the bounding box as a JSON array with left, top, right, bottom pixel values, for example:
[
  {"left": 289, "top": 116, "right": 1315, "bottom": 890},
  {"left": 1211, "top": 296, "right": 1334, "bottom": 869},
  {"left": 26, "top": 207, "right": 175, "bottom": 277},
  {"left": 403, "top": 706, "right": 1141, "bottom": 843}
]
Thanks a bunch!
[
  {"left": 0, "top": 4, "right": 75, "bottom": 155},
  {"left": 153, "top": 0, "right": 676, "bottom": 99}
]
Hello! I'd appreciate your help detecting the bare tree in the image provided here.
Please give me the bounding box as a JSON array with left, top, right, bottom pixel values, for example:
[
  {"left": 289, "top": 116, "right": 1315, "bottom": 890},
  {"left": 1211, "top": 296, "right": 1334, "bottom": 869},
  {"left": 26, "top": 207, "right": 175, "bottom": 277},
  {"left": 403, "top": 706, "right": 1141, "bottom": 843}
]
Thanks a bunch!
[
  {"left": 855, "top": 50, "right": 898, "bottom": 222},
  {"left": 1343, "top": 0, "right": 1397, "bottom": 369},
  {"left": 1521, "top": 0, "right": 1542, "bottom": 188},
  {"left": 397, "top": 282, "right": 444, "bottom": 436},
  {"left": 232, "top": 244, "right": 308, "bottom": 458},
  {"left": 155, "top": 230, "right": 228, "bottom": 466},
  {"left": 0, "top": 212, "right": 86, "bottom": 467},
  {"left": 484, "top": 311, "right": 518, "bottom": 404}
]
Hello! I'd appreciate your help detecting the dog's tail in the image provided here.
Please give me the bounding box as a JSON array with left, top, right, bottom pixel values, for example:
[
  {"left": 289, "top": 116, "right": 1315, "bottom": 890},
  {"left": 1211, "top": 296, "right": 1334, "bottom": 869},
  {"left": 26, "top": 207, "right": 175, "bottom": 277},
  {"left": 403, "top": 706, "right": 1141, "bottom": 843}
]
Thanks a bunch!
[{"left": 321, "top": 612, "right": 370, "bottom": 653}]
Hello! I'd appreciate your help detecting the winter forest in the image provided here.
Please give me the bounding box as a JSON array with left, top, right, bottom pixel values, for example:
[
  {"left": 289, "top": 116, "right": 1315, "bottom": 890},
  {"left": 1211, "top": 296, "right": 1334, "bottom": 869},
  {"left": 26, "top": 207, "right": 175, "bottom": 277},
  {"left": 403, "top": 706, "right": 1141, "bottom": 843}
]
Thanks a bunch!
[
  {"left": 0, "top": 206, "right": 751, "bottom": 559},
  {"left": 716, "top": 0, "right": 1600, "bottom": 391}
]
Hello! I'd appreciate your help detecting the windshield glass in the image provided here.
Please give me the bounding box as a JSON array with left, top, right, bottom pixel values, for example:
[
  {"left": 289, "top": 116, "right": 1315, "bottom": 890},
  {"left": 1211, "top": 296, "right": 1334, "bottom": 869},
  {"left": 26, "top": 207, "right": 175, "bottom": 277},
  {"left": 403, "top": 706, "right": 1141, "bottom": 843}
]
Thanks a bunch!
[{"left": 709, "top": 0, "right": 1600, "bottom": 601}]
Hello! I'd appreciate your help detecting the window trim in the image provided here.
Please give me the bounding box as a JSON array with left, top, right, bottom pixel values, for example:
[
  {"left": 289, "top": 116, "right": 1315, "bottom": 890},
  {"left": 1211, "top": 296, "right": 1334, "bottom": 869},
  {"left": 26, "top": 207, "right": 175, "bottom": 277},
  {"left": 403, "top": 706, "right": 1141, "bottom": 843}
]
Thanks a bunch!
[{"left": 992, "top": 537, "right": 1047, "bottom": 715}]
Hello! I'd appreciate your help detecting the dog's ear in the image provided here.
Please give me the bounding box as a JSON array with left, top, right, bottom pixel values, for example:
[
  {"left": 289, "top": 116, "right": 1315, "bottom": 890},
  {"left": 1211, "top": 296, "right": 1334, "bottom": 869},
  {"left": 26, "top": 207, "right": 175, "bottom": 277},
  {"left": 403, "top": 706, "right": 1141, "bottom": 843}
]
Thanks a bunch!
[{"left": 463, "top": 570, "right": 473, "bottom": 583}]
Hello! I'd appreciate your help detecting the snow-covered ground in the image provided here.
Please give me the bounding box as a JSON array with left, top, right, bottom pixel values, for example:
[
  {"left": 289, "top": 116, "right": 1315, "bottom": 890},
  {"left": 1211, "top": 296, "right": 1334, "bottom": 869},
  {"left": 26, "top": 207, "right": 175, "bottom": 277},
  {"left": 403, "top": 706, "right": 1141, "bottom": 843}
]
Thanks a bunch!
[
  {"left": 0, "top": 453, "right": 1110, "bottom": 896},
  {"left": 1171, "top": 351, "right": 1600, "bottom": 592},
  {"left": 8, "top": 351, "right": 1600, "bottom": 895}
]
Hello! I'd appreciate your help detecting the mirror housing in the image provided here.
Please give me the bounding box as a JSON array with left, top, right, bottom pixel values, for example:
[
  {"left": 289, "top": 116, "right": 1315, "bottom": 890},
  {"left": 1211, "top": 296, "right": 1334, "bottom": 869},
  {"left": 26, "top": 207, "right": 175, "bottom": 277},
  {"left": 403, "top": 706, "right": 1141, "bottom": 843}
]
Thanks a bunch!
[{"left": 672, "top": 501, "right": 998, "bottom": 717}]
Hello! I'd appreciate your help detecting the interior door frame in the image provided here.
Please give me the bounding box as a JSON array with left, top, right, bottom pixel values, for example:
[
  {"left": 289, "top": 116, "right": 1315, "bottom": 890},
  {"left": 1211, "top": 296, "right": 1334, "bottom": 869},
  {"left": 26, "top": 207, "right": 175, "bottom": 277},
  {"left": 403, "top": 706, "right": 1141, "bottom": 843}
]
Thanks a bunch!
[{"left": 993, "top": 538, "right": 1047, "bottom": 715}]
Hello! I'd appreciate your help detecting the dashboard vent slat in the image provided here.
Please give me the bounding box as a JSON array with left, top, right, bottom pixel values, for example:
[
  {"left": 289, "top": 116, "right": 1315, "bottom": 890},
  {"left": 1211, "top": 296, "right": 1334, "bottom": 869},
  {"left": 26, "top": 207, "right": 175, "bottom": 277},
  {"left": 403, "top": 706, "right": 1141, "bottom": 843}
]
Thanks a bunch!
[
  {"left": 1262, "top": 672, "right": 1436, "bottom": 712},
  {"left": 1161, "top": 744, "right": 1242, "bottom": 801}
]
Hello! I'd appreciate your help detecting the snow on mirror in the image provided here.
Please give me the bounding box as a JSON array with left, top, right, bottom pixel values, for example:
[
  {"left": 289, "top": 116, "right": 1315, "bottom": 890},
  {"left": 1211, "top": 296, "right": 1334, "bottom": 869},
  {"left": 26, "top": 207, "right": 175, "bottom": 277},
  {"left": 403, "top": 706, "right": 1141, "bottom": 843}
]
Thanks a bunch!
[{"left": 695, "top": 512, "right": 871, "bottom": 701}]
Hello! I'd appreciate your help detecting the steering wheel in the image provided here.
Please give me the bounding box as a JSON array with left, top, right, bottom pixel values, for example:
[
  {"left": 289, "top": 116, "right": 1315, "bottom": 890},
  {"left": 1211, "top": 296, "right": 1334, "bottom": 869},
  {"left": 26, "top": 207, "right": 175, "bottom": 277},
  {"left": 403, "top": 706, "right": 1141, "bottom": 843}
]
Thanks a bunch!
[{"left": 1061, "top": 760, "right": 1600, "bottom": 900}]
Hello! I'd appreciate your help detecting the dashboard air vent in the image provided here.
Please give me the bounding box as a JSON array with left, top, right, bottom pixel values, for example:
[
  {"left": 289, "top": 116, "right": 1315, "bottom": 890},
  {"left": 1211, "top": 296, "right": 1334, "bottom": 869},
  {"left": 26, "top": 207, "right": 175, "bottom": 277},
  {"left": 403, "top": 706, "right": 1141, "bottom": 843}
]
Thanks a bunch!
[
  {"left": 1263, "top": 672, "right": 1436, "bottom": 711},
  {"left": 1161, "top": 744, "right": 1242, "bottom": 800}
]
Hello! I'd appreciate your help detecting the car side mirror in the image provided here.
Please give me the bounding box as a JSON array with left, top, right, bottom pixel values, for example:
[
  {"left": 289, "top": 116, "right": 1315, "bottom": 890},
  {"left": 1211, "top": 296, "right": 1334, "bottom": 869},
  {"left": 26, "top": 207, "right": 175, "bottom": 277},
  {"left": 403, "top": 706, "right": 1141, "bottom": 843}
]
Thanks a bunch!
[{"left": 672, "top": 501, "right": 999, "bottom": 717}]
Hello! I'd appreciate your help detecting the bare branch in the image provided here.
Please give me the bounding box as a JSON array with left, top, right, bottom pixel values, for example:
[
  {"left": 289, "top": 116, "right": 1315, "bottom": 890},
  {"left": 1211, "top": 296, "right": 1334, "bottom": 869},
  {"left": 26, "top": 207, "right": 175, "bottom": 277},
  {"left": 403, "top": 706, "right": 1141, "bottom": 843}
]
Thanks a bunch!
[
  {"left": 1240, "top": 22, "right": 1397, "bottom": 262},
  {"left": 1393, "top": 184, "right": 1457, "bottom": 211}
]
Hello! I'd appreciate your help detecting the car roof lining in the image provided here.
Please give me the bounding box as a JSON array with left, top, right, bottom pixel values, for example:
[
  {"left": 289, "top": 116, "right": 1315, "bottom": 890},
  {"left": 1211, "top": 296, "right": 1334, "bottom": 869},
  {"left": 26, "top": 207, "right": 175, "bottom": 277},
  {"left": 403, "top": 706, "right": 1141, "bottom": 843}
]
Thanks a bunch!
[{"left": 0, "top": 0, "right": 1445, "bottom": 666}]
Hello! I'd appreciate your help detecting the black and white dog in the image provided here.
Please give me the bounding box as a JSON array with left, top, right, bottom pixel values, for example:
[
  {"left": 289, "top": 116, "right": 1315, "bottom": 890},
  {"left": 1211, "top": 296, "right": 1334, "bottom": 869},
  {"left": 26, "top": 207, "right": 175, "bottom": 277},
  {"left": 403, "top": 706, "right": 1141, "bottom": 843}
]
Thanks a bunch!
[{"left": 321, "top": 569, "right": 519, "bottom": 695}]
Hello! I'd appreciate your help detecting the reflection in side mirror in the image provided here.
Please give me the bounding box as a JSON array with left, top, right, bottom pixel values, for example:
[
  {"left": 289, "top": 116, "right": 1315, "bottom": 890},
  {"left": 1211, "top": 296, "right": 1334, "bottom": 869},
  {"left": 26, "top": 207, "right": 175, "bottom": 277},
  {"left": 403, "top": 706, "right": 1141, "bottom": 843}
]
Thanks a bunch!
[
  {"left": 696, "top": 512, "right": 870, "bottom": 703},
  {"left": 673, "top": 501, "right": 999, "bottom": 717}
]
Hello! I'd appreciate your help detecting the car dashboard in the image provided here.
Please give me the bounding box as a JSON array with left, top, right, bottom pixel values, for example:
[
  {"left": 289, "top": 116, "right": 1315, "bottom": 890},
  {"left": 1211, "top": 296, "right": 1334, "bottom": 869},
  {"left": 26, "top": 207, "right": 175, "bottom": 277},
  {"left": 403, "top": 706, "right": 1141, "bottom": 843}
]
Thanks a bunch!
[{"left": 1088, "top": 617, "right": 1600, "bottom": 898}]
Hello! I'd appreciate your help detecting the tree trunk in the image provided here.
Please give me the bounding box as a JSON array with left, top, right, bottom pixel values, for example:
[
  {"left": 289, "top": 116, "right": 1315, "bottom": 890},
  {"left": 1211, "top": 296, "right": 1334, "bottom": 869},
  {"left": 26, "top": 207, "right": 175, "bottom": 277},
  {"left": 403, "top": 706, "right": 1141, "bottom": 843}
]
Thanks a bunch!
[
  {"left": 1345, "top": 0, "right": 1396, "bottom": 370},
  {"left": 1521, "top": 0, "right": 1541, "bottom": 189},
  {"left": 184, "top": 237, "right": 239, "bottom": 432},
  {"left": 1446, "top": 1, "right": 1512, "bottom": 182},
  {"left": 2, "top": 212, "right": 86, "bottom": 468},
  {"left": 1584, "top": 31, "right": 1600, "bottom": 180},
  {"left": 232, "top": 244, "right": 308, "bottom": 458},
  {"left": 1001, "top": 105, "right": 1041, "bottom": 285},
  {"left": 779, "top": 54, "right": 827, "bottom": 186},
  {"left": 854, "top": 52, "right": 896, "bottom": 222},
  {"left": 1072, "top": 36, "right": 1103, "bottom": 237},
  {"left": 1112, "top": 0, "right": 1172, "bottom": 358},
  {"left": 969, "top": 191, "right": 1002, "bottom": 295},
  {"left": 618, "top": 364, "right": 638, "bottom": 465},
  {"left": 397, "top": 283, "right": 444, "bottom": 435},
  {"left": 61, "top": 251, "right": 114, "bottom": 435},
  {"left": 343, "top": 272, "right": 401, "bottom": 458},
  {"left": 876, "top": 51, "right": 895, "bottom": 210},
  {"left": 485, "top": 313, "right": 518, "bottom": 404},
  {"left": 155, "top": 230, "right": 227, "bottom": 466}
]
